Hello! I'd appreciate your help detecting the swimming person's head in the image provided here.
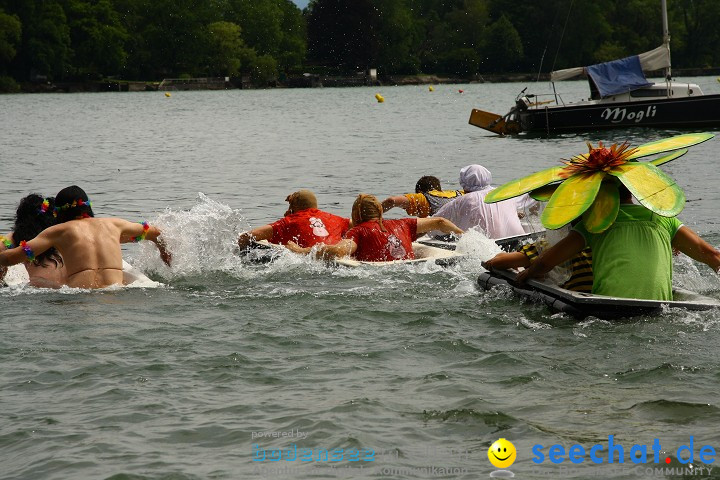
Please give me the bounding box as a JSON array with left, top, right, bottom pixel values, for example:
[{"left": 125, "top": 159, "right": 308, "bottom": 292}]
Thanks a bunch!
[
  {"left": 55, "top": 185, "right": 95, "bottom": 223},
  {"left": 352, "top": 194, "right": 386, "bottom": 231},
  {"left": 285, "top": 190, "right": 318, "bottom": 214},
  {"left": 415, "top": 176, "right": 442, "bottom": 193},
  {"left": 13, "top": 194, "right": 62, "bottom": 266},
  {"left": 459, "top": 165, "right": 492, "bottom": 192}
]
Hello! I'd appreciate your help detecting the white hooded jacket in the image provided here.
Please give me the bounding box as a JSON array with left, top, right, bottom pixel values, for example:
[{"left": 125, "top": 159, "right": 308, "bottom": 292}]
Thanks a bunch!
[{"left": 435, "top": 165, "right": 526, "bottom": 239}]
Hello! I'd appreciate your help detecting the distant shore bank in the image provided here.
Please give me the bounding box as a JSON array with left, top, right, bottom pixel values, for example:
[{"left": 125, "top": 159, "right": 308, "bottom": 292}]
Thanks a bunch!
[{"left": 11, "top": 67, "right": 720, "bottom": 93}]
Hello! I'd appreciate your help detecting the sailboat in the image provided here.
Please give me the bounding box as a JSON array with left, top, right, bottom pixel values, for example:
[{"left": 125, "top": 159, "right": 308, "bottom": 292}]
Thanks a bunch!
[{"left": 469, "top": 0, "right": 720, "bottom": 135}]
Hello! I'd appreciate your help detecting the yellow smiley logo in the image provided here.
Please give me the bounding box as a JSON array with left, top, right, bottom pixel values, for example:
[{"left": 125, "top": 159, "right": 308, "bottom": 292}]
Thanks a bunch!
[{"left": 488, "top": 438, "right": 517, "bottom": 469}]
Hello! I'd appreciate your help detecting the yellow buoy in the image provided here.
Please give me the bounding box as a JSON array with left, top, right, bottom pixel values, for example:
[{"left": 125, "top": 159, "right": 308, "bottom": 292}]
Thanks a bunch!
[
  {"left": 375, "top": 93, "right": 384, "bottom": 103},
  {"left": 428, "top": 85, "right": 434, "bottom": 92},
  {"left": 165, "top": 92, "right": 171, "bottom": 97}
]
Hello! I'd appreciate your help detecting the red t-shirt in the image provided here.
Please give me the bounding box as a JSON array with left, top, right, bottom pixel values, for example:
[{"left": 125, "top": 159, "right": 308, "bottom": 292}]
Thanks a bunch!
[
  {"left": 344, "top": 218, "right": 418, "bottom": 261},
  {"left": 270, "top": 208, "right": 350, "bottom": 247}
]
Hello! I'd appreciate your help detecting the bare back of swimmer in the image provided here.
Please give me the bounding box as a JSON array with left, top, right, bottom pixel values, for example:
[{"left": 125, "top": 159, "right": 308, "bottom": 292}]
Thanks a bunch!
[{"left": 0, "top": 186, "right": 171, "bottom": 289}]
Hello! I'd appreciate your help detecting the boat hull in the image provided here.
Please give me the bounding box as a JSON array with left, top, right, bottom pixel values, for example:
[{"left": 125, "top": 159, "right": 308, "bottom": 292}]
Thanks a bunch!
[
  {"left": 518, "top": 94, "right": 720, "bottom": 133},
  {"left": 478, "top": 268, "right": 720, "bottom": 319}
]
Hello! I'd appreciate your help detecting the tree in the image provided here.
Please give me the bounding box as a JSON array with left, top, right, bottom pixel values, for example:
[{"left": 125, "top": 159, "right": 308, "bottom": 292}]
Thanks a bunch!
[
  {"left": 206, "top": 21, "right": 249, "bottom": 76},
  {"left": 0, "top": 8, "right": 20, "bottom": 91},
  {"left": 436, "top": 47, "right": 480, "bottom": 75},
  {"left": 0, "top": 9, "right": 20, "bottom": 64},
  {"left": 226, "top": 0, "right": 282, "bottom": 56},
  {"left": 111, "top": 0, "right": 220, "bottom": 79},
  {"left": 275, "top": 0, "right": 307, "bottom": 72},
  {"left": 3, "top": 0, "right": 72, "bottom": 80},
  {"left": 65, "top": 0, "right": 128, "bottom": 78},
  {"left": 483, "top": 14, "right": 523, "bottom": 72},
  {"left": 225, "top": 0, "right": 305, "bottom": 77},
  {"left": 249, "top": 53, "right": 278, "bottom": 84},
  {"left": 306, "top": 0, "right": 380, "bottom": 71},
  {"left": 671, "top": 0, "right": 720, "bottom": 68},
  {"left": 375, "top": 0, "right": 421, "bottom": 74}
]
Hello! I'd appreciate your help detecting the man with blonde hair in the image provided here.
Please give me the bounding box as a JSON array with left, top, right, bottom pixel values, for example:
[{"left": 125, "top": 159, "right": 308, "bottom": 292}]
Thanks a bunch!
[{"left": 237, "top": 189, "right": 350, "bottom": 250}]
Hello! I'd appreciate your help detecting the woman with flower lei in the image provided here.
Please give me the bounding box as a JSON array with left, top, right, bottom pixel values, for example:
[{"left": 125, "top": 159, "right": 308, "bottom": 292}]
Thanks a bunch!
[
  {"left": 0, "top": 194, "right": 67, "bottom": 288},
  {"left": 0, "top": 185, "right": 171, "bottom": 289}
]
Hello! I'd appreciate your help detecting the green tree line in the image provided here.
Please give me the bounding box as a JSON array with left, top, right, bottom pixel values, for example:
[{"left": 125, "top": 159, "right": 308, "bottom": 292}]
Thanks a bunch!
[{"left": 0, "top": 0, "right": 719, "bottom": 91}]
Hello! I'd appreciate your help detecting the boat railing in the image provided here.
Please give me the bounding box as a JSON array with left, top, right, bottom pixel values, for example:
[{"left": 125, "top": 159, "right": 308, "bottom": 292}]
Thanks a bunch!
[{"left": 517, "top": 92, "right": 565, "bottom": 109}]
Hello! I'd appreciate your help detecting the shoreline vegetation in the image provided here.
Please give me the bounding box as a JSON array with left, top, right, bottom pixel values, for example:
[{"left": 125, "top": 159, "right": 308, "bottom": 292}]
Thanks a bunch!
[
  {"left": 3, "top": 1, "right": 720, "bottom": 94},
  {"left": 16, "top": 67, "right": 720, "bottom": 94}
]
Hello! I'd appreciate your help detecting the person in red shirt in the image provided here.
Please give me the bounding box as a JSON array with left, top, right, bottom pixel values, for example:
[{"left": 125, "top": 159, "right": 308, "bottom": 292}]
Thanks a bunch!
[
  {"left": 237, "top": 190, "right": 350, "bottom": 250},
  {"left": 287, "top": 194, "right": 463, "bottom": 261}
]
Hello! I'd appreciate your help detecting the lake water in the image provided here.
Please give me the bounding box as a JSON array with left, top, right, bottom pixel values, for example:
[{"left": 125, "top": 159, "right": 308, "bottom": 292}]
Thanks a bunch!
[{"left": 2, "top": 78, "right": 720, "bottom": 479}]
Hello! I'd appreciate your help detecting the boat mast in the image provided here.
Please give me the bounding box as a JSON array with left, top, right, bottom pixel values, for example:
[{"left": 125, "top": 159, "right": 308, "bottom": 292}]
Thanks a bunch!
[{"left": 661, "top": 0, "right": 671, "bottom": 81}]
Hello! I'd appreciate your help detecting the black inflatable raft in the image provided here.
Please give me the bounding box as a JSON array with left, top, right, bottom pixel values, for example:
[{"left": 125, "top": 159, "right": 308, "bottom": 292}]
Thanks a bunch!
[{"left": 478, "top": 267, "right": 720, "bottom": 319}]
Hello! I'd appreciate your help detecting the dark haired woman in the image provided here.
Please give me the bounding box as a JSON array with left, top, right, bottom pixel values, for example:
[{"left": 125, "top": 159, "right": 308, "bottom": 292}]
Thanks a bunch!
[
  {"left": 0, "top": 194, "right": 67, "bottom": 288},
  {"left": 0, "top": 185, "right": 171, "bottom": 289}
]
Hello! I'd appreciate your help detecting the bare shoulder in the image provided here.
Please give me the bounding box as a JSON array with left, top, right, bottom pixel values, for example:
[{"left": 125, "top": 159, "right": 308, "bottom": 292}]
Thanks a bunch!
[
  {"left": 41, "top": 223, "right": 71, "bottom": 238},
  {"left": 103, "top": 217, "right": 136, "bottom": 230}
]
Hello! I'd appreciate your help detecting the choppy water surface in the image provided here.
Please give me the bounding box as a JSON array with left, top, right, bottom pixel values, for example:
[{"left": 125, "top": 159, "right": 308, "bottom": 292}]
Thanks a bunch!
[{"left": 2, "top": 79, "right": 720, "bottom": 479}]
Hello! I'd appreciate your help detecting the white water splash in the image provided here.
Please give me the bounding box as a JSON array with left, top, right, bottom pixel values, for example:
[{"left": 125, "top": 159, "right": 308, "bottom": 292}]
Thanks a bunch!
[
  {"left": 130, "top": 192, "right": 249, "bottom": 277},
  {"left": 128, "top": 193, "right": 465, "bottom": 282},
  {"left": 454, "top": 229, "right": 502, "bottom": 261}
]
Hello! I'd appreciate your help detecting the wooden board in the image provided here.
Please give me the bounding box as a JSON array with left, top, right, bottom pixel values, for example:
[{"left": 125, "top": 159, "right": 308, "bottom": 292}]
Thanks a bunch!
[
  {"left": 469, "top": 109, "right": 520, "bottom": 135},
  {"left": 335, "top": 243, "right": 464, "bottom": 267},
  {"left": 3, "top": 260, "right": 156, "bottom": 288},
  {"left": 249, "top": 240, "right": 464, "bottom": 267}
]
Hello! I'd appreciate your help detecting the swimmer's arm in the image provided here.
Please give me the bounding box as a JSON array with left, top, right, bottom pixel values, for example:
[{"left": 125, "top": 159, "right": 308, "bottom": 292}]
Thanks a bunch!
[
  {"left": 152, "top": 236, "right": 172, "bottom": 266},
  {"left": 482, "top": 252, "right": 530, "bottom": 271},
  {"left": 0, "top": 234, "right": 10, "bottom": 282},
  {"left": 117, "top": 219, "right": 172, "bottom": 266},
  {"left": 144, "top": 226, "right": 172, "bottom": 267},
  {"left": 672, "top": 226, "right": 720, "bottom": 273},
  {"left": 381, "top": 196, "right": 409, "bottom": 213},
  {"left": 0, "top": 234, "right": 9, "bottom": 282},
  {"left": 0, "top": 230, "right": 56, "bottom": 267},
  {"left": 237, "top": 225, "right": 273, "bottom": 250},
  {"left": 286, "top": 239, "right": 357, "bottom": 260},
  {"left": 516, "top": 231, "right": 584, "bottom": 284},
  {"left": 416, "top": 217, "right": 463, "bottom": 235}
]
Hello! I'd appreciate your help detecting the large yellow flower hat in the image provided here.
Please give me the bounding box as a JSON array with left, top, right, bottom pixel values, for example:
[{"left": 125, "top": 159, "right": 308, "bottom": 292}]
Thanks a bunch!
[{"left": 484, "top": 133, "right": 714, "bottom": 232}]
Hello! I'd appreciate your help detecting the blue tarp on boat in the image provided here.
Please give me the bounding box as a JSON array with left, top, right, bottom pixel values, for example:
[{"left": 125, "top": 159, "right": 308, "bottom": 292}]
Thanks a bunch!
[{"left": 586, "top": 55, "right": 652, "bottom": 98}]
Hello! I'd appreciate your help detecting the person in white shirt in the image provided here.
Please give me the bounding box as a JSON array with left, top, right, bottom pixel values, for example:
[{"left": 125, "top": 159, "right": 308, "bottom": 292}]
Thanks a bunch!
[{"left": 435, "top": 164, "right": 526, "bottom": 239}]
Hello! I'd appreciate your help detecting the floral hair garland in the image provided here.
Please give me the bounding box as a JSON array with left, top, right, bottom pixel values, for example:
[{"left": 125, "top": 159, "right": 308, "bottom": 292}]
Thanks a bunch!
[
  {"left": 53, "top": 199, "right": 92, "bottom": 218},
  {"left": 39, "top": 199, "right": 50, "bottom": 214}
]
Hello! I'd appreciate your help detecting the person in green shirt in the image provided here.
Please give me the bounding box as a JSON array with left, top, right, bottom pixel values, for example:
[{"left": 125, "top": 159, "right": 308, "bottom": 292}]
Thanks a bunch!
[{"left": 516, "top": 185, "right": 720, "bottom": 300}]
